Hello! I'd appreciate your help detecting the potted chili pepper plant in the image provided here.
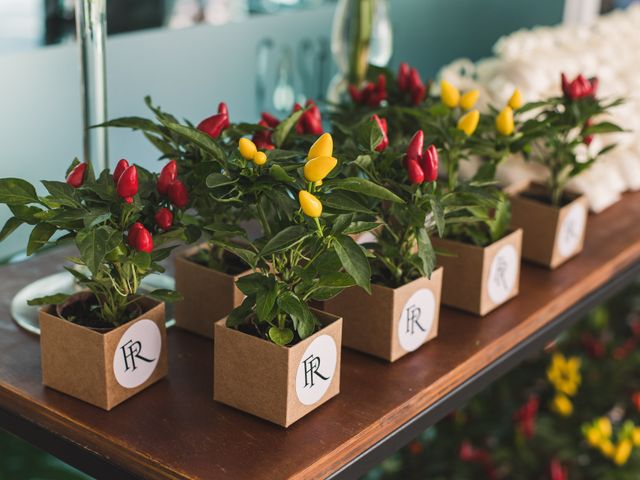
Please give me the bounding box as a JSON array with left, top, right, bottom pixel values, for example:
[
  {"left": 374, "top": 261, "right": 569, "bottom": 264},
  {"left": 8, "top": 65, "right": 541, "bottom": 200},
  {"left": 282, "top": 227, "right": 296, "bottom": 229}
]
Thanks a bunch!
[
  {"left": 423, "top": 84, "right": 526, "bottom": 316},
  {"left": 0, "top": 159, "right": 190, "bottom": 409},
  {"left": 213, "top": 132, "right": 401, "bottom": 426},
  {"left": 103, "top": 98, "right": 325, "bottom": 338},
  {"left": 323, "top": 116, "right": 478, "bottom": 361},
  {"left": 509, "top": 74, "right": 623, "bottom": 269}
]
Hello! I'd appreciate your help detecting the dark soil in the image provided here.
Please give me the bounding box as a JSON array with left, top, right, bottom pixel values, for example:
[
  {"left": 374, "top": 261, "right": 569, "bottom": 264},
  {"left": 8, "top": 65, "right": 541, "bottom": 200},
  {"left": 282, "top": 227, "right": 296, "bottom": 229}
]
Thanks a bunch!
[
  {"left": 520, "top": 190, "right": 574, "bottom": 207},
  {"left": 57, "top": 294, "right": 142, "bottom": 331}
]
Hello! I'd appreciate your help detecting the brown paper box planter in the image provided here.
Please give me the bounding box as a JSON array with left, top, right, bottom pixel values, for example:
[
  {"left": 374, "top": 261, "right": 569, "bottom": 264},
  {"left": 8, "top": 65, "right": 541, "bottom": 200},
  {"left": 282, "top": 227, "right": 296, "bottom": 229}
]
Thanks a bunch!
[
  {"left": 432, "top": 229, "right": 523, "bottom": 316},
  {"left": 39, "top": 297, "right": 168, "bottom": 411},
  {"left": 174, "top": 245, "right": 251, "bottom": 338},
  {"left": 510, "top": 183, "right": 589, "bottom": 269},
  {"left": 322, "top": 267, "right": 443, "bottom": 362},
  {"left": 214, "top": 310, "right": 342, "bottom": 427}
]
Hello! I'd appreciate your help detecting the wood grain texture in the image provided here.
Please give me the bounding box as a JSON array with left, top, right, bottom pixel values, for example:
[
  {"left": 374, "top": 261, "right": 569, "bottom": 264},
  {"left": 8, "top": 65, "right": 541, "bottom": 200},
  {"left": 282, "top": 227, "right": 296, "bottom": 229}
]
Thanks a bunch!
[{"left": 1, "top": 192, "right": 640, "bottom": 480}]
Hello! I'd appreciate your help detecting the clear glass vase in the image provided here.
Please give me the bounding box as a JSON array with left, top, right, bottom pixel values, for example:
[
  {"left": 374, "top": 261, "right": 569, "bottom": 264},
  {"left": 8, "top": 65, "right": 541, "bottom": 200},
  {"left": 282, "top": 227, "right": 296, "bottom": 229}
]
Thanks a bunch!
[{"left": 327, "top": 0, "right": 393, "bottom": 104}]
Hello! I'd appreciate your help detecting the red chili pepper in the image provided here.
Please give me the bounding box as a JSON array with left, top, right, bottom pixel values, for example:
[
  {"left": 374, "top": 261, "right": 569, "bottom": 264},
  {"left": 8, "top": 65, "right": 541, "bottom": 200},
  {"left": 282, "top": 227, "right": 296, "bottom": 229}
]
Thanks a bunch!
[
  {"left": 154, "top": 207, "right": 173, "bottom": 231},
  {"left": 167, "top": 179, "right": 189, "bottom": 208},
  {"left": 217, "top": 102, "right": 230, "bottom": 128},
  {"left": 113, "top": 159, "right": 129, "bottom": 183},
  {"left": 348, "top": 74, "right": 387, "bottom": 107},
  {"left": 561, "top": 73, "right": 598, "bottom": 100},
  {"left": 116, "top": 165, "right": 138, "bottom": 203},
  {"left": 398, "top": 62, "right": 410, "bottom": 91},
  {"left": 632, "top": 392, "right": 640, "bottom": 412},
  {"left": 260, "top": 112, "right": 280, "bottom": 128},
  {"left": 293, "top": 100, "right": 323, "bottom": 135},
  {"left": 157, "top": 160, "right": 178, "bottom": 195},
  {"left": 406, "top": 130, "right": 424, "bottom": 162},
  {"left": 127, "top": 222, "right": 145, "bottom": 248},
  {"left": 583, "top": 118, "right": 594, "bottom": 146},
  {"left": 550, "top": 459, "right": 568, "bottom": 480},
  {"left": 406, "top": 159, "right": 425, "bottom": 184},
  {"left": 65, "top": 162, "right": 87, "bottom": 188},
  {"left": 513, "top": 395, "right": 539, "bottom": 439},
  {"left": 458, "top": 441, "right": 476, "bottom": 462},
  {"left": 421, "top": 144, "right": 439, "bottom": 182},
  {"left": 128, "top": 223, "right": 153, "bottom": 253},
  {"left": 371, "top": 114, "right": 389, "bottom": 152}
]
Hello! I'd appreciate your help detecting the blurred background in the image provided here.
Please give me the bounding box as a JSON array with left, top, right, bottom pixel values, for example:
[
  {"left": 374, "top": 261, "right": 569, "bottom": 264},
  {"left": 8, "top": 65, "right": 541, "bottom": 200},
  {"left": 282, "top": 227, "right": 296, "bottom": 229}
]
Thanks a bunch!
[{"left": 1, "top": 1, "right": 639, "bottom": 478}]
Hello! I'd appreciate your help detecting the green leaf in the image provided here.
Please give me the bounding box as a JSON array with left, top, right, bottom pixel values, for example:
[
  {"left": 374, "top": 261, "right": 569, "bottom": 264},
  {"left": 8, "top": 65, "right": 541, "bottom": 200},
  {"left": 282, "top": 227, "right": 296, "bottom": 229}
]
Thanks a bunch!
[
  {"left": 272, "top": 110, "right": 305, "bottom": 148},
  {"left": 163, "top": 122, "right": 226, "bottom": 161},
  {"left": 322, "top": 192, "right": 374, "bottom": 214},
  {"left": 75, "top": 226, "right": 122, "bottom": 274},
  {"left": 41, "top": 180, "right": 81, "bottom": 207},
  {"left": 132, "top": 251, "right": 152, "bottom": 270},
  {"left": 277, "top": 292, "right": 317, "bottom": 339},
  {"left": 0, "top": 217, "right": 23, "bottom": 242},
  {"left": 206, "top": 173, "right": 237, "bottom": 189},
  {"left": 226, "top": 295, "right": 255, "bottom": 328},
  {"left": 489, "top": 197, "right": 511, "bottom": 243},
  {"left": 95, "top": 116, "right": 163, "bottom": 133},
  {"left": 318, "top": 272, "right": 357, "bottom": 288},
  {"left": 9, "top": 205, "right": 44, "bottom": 224},
  {"left": 333, "top": 235, "right": 371, "bottom": 293},
  {"left": 330, "top": 213, "right": 354, "bottom": 235},
  {"left": 343, "top": 221, "right": 380, "bottom": 235},
  {"left": 255, "top": 285, "right": 277, "bottom": 322},
  {"left": 260, "top": 225, "right": 307, "bottom": 256},
  {"left": 268, "top": 326, "right": 294, "bottom": 345},
  {"left": 0, "top": 178, "right": 39, "bottom": 205},
  {"left": 147, "top": 289, "right": 183, "bottom": 303},
  {"left": 270, "top": 164, "right": 296, "bottom": 184},
  {"left": 416, "top": 227, "right": 436, "bottom": 277},
  {"left": 27, "top": 293, "right": 70, "bottom": 306},
  {"left": 27, "top": 223, "right": 57, "bottom": 255},
  {"left": 328, "top": 177, "right": 404, "bottom": 203},
  {"left": 83, "top": 211, "right": 111, "bottom": 228},
  {"left": 236, "top": 273, "right": 270, "bottom": 296},
  {"left": 429, "top": 198, "right": 445, "bottom": 237},
  {"left": 583, "top": 121, "right": 624, "bottom": 135}
]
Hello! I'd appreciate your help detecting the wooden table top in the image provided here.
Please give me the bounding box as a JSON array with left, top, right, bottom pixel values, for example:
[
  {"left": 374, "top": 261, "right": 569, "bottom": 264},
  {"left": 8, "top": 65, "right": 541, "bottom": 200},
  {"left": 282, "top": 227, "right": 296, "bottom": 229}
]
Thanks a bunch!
[{"left": 1, "top": 192, "right": 640, "bottom": 480}]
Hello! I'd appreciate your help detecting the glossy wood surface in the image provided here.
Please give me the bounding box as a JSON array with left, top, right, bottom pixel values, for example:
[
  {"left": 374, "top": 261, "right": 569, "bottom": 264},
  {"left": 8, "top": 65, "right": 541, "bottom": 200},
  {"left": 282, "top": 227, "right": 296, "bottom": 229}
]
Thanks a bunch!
[{"left": 1, "top": 192, "right": 639, "bottom": 480}]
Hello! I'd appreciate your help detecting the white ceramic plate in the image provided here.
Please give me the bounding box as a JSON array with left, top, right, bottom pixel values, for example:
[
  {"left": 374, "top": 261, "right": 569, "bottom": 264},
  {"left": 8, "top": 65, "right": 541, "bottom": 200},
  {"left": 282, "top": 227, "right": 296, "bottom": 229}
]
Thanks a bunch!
[{"left": 10, "top": 271, "right": 176, "bottom": 335}]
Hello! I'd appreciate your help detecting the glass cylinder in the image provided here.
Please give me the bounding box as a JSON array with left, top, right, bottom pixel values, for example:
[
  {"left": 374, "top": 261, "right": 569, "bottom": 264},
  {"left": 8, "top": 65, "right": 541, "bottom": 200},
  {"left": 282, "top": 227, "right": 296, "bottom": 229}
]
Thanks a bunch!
[{"left": 75, "top": 0, "right": 109, "bottom": 170}]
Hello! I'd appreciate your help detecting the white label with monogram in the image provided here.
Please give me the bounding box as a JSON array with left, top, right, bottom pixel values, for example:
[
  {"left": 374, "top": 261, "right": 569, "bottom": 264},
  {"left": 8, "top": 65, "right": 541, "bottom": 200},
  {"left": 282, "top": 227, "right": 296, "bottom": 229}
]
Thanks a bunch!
[
  {"left": 113, "top": 319, "right": 162, "bottom": 389},
  {"left": 295, "top": 334, "right": 337, "bottom": 406},
  {"left": 557, "top": 203, "right": 586, "bottom": 258},
  {"left": 397, "top": 288, "right": 436, "bottom": 352},
  {"left": 487, "top": 244, "right": 518, "bottom": 305}
]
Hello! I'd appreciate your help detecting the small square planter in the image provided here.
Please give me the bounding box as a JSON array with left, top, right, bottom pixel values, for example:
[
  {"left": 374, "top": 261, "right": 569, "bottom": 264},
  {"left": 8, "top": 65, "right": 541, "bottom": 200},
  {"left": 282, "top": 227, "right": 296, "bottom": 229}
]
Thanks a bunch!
[
  {"left": 214, "top": 310, "right": 342, "bottom": 427},
  {"left": 322, "top": 267, "right": 443, "bottom": 362},
  {"left": 510, "top": 183, "right": 589, "bottom": 269},
  {"left": 39, "top": 297, "right": 167, "bottom": 411},
  {"left": 174, "top": 245, "right": 251, "bottom": 338},
  {"left": 432, "top": 229, "right": 523, "bottom": 316}
]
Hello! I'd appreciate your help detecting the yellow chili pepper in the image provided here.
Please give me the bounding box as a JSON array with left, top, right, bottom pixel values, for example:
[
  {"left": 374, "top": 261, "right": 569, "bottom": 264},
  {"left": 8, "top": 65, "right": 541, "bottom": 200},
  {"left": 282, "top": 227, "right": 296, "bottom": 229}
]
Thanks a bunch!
[
  {"left": 585, "top": 427, "right": 602, "bottom": 447},
  {"left": 597, "top": 417, "right": 613, "bottom": 438},
  {"left": 459, "top": 90, "right": 479, "bottom": 110},
  {"left": 613, "top": 440, "right": 633, "bottom": 465},
  {"left": 509, "top": 88, "right": 523, "bottom": 110},
  {"left": 299, "top": 190, "right": 322, "bottom": 218},
  {"left": 308, "top": 132, "right": 333, "bottom": 160},
  {"left": 496, "top": 106, "right": 515, "bottom": 136},
  {"left": 599, "top": 440, "right": 615, "bottom": 458},
  {"left": 304, "top": 156, "right": 337, "bottom": 183},
  {"left": 440, "top": 80, "right": 460, "bottom": 108},
  {"left": 238, "top": 138, "right": 257, "bottom": 160},
  {"left": 551, "top": 393, "right": 573, "bottom": 417},
  {"left": 457, "top": 110, "right": 480, "bottom": 136},
  {"left": 253, "top": 151, "right": 267, "bottom": 166}
]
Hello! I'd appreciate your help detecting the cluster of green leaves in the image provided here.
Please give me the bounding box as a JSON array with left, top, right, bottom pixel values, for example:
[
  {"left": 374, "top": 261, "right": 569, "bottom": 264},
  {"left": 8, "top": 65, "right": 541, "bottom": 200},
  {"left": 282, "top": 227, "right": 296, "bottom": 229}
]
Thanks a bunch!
[
  {"left": 0, "top": 160, "right": 190, "bottom": 326},
  {"left": 333, "top": 117, "right": 488, "bottom": 287},
  {"left": 102, "top": 98, "right": 320, "bottom": 273},
  {"left": 518, "top": 95, "right": 624, "bottom": 206}
]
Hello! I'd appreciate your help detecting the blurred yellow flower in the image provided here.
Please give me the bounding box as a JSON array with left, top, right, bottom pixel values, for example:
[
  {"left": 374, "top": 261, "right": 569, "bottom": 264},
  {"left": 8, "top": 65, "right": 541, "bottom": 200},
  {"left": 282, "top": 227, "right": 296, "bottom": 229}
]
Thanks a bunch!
[
  {"left": 551, "top": 393, "right": 573, "bottom": 417},
  {"left": 613, "top": 440, "right": 633, "bottom": 466},
  {"left": 547, "top": 353, "right": 581, "bottom": 396}
]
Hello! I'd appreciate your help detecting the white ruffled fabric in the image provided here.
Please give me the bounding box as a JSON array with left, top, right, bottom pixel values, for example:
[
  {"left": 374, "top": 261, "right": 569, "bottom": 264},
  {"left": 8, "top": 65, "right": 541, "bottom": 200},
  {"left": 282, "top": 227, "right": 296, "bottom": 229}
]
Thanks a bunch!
[{"left": 438, "top": 5, "right": 640, "bottom": 213}]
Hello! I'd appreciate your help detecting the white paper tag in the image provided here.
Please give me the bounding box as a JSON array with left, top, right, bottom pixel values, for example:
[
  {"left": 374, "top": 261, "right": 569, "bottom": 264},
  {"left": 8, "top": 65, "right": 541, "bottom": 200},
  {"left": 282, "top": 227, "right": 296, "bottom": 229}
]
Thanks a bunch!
[
  {"left": 487, "top": 244, "right": 518, "bottom": 305},
  {"left": 113, "top": 319, "right": 162, "bottom": 389},
  {"left": 397, "top": 288, "right": 436, "bottom": 352},
  {"left": 295, "top": 334, "right": 337, "bottom": 406},
  {"left": 557, "top": 203, "right": 586, "bottom": 258}
]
